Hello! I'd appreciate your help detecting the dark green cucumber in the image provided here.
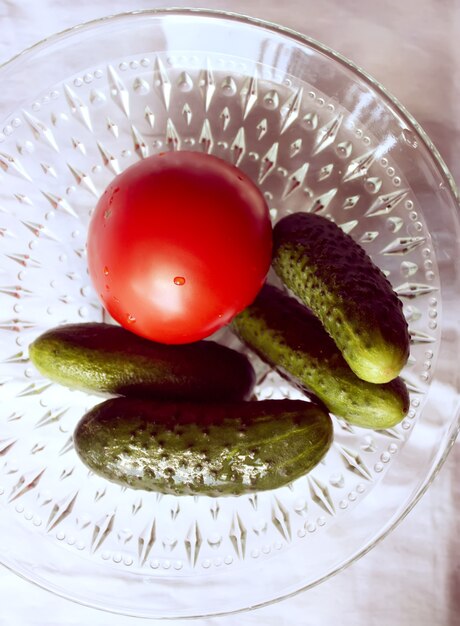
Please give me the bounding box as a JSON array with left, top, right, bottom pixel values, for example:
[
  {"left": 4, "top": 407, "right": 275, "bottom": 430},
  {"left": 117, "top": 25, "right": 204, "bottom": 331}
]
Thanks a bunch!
[
  {"left": 233, "top": 284, "right": 409, "bottom": 429},
  {"left": 29, "top": 323, "right": 255, "bottom": 401},
  {"left": 74, "top": 397, "right": 333, "bottom": 496},
  {"left": 272, "top": 213, "right": 410, "bottom": 384}
]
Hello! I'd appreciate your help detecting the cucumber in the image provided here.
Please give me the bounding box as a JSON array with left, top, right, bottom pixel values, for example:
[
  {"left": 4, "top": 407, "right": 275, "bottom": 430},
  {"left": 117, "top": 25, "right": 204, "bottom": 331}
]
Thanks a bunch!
[
  {"left": 233, "top": 284, "right": 409, "bottom": 429},
  {"left": 74, "top": 397, "right": 333, "bottom": 496},
  {"left": 272, "top": 213, "right": 410, "bottom": 384},
  {"left": 29, "top": 323, "right": 255, "bottom": 401}
]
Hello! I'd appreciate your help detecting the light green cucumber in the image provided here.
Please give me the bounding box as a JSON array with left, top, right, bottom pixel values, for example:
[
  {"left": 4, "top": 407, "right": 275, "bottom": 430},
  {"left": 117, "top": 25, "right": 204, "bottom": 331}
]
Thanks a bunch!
[
  {"left": 73, "top": 397, "right": 333, "bottom": 496},
  {"left": 233, "top": 284, "right": 409, "bottom": 429},
  {"left": 272, "top": 212, "right": 410, "bottom": 383}
]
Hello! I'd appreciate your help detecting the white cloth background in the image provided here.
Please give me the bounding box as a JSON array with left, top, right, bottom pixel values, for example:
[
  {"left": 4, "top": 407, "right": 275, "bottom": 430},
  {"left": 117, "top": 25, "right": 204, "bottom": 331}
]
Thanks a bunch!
[{"left": 0, "top": 1, "right": 459, "bottom": 625}]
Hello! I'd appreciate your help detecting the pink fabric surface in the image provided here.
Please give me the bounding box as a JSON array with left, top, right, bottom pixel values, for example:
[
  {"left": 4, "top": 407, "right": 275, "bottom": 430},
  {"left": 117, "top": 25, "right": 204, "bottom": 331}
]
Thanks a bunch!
[{"left": 0, "top": 1, "right": 459, "bottom": 625}]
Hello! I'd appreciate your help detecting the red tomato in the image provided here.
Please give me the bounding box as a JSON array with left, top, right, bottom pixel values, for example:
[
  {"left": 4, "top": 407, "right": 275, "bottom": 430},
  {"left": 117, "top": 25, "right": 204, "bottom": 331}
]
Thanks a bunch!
[{"left": 87, "top": 151, "right": 272, "bottom": 344}]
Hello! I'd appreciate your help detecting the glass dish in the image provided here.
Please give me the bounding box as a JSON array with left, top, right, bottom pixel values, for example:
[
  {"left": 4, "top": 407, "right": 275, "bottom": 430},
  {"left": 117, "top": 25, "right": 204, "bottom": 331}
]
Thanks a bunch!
[{"left": 0, "top": 8, "right": 459, "bottom": 619}]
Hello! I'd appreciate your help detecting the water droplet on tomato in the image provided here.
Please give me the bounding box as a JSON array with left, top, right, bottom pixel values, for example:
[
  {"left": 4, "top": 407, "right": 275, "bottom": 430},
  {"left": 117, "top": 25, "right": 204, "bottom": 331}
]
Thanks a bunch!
[
  {"left": 103, "top": 266, "right": 109, "bottom": 276},
  {"left": 174, "top": 276, "right": 186, "bottom": 286},
  {"left": 126, "top": 314, "right": 136, "bottom": 324},
  {"left": 105, "top": 284, "right": 110, "bottom": 290}
]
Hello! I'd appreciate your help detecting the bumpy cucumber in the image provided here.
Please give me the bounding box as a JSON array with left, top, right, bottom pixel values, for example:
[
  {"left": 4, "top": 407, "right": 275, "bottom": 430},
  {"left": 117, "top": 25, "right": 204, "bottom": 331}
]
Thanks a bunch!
[
  {"left": 272, "top": 213, "right": 410, "bottom": 384},
  {"left": 74, "top": 397, "right": 333, "bottom": 496},
  {"left": 29, "top": 323, "right": 255, "bottom": 401},
  {"left": 233, "top": 284, "right": 409, "bottom": 429}
]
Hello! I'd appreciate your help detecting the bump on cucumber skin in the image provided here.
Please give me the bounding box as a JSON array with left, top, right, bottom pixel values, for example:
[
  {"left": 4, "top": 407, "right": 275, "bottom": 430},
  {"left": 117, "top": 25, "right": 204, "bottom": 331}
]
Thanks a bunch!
[
  {"left": 233, "top": 284, "right": 409, "bottom": 430},
  {"left": 73, "top": 397, "right": 333, "bottom": 497},
  {"left": 272, "top": 213, "right": 410, "bottom": 384},
  {"left": 28, "top": 323, "right": 255, "bottom": 402}
]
